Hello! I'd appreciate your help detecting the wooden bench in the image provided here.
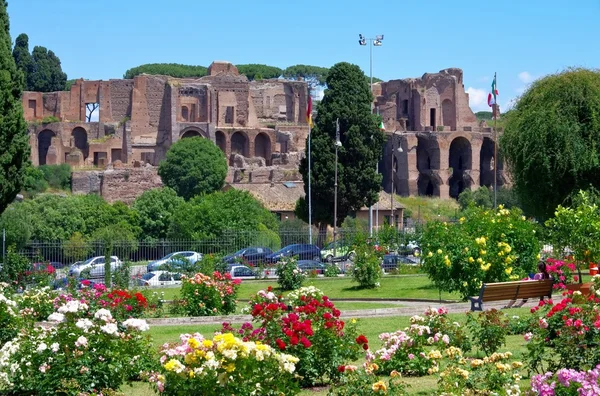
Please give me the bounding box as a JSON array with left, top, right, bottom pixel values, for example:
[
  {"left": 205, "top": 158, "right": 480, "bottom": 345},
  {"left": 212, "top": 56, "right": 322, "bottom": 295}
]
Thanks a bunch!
[{"left": 468, "top": 279, "right": 554, "bottom": 311}]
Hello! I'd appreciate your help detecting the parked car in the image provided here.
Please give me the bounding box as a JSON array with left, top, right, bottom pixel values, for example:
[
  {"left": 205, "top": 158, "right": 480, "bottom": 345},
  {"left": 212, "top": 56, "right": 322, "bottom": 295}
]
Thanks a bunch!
[
  {"left": 137, "top": 271, "right": 183, "bottom": 287},
  {"left": 68, "top": 256, "right": 122, "bottom": 278},
  {"left": 264, "top": 244, "right": 321, "bottom": 264},
  {"left": 297, "top": 260, "right": 327, "bottom": 274},
  {"left": 381, "top": 254, "right": 419, "bottom": 272},
  {"left": 147, "top": 251, "right": 202, "bottom": 272},
  {"left": 321, "top": 241, "right": 355, "bottom": 263},
  {"left": 222, "top": 247, "right": 273, "bottom": 266},
  {"left": 227, "top": 265, "right": 256, "bottom": 279}
]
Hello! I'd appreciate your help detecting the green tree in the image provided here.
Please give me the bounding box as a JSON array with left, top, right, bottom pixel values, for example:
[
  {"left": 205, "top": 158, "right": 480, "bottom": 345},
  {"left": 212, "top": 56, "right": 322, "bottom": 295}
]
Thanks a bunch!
[
  {"left": 91, "top": 222, "right": 138, "bottom": 287},
  {"left": 39, "top": 164, "right": 71, "bottom": 190},
  {"left": 282, "top": 64, "right": 329, "bottom": 87},
  {"left": 22, "top": 165, "right": 48, "bottom": 196},
  {"left": 132, "top": 187, "right": 184, "bottom": 240},
  {"left": 236, "top": 64, "right": 282, "bottom": 80},
  {"left": 0, "top": 2, "right": 30, "bottom": 216},
  {"left": 123, "top": 63, "right": 208, "bottom": 79},
  {"left": 12, "top": 33, "right": 32, "bottom": 89},
  {"left": 28, "top": 46, "right": 67, "bottom": 92},
  {"left": 62, "top": 231, "right": 91, "bottom": 262},
  {"left": 500, "top": 68, "right": 600, "bottom": 220},
  {"left": 296, "top": 62, "right": 385, "bottom": 234},
  {"left": 458, "top": 187, "right": 493, "bottom": 210},
  {"left": 158, "top": 137, "right": 228, "bottom": 200},
  {"left": 168, "top": 189, "right": 278, "bottom": 249}
]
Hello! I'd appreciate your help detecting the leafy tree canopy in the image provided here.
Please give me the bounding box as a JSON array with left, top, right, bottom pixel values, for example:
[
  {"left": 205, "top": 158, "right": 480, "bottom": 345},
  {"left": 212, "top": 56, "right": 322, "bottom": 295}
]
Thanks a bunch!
[
  {"left": 282, "top": 64, "right": 329, "bottom": 87},
  {"left": 236, "top": 64, "right": 282, "bottom": 80},
  {"left": 0, "top": 3, "right": 30, "bottom": 215},
  {"left": 475, "top": 111, "right": 493, "bottom": 120},
  {"left": 13, "top": 40, "right": 68, "bottom": 92},
  {"left": 168, "top": 189, "right": 278, "bottom": 241},
  {"left": 158, "top": 137, "right": 228, "bottom": 200},
  {"left": 500, "top": 68, "right": 600, "bottom": 220},
  {"left": 296, "top": 62, "right": 386, "bottom": 229},
  {"left": 123, "top": 63, "right": 208, "bottom": 79},
  {"left": 132, "top": 187, "right": 184, "bottom": 241}
]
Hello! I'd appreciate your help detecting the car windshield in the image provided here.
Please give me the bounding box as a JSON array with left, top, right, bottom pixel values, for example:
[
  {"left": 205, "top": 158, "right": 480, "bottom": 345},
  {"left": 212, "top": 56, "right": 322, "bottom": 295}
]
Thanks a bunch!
[
  {"left": 81, "top": 257, "right": 96, "bottom": 265},
  {"left": 142, "top": 273, "right": 155, "bottom": 280},
  {"left": 274, "top": 246, "right": 294, "bottom": 254},
  {"left": 232, "top": 249, "right": 247, "bottom": 256},
  {"left": 160, "top": 252, "right": 177, "bottom": 260}
]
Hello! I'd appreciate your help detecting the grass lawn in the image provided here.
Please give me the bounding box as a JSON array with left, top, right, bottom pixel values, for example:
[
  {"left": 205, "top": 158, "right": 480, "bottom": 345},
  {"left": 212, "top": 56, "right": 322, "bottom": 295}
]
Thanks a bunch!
[
  {"left": 395, "top": 196, "right": 460, "bottom": 223},
  {"left": 128, "top": 308, "right": 534, "bottom": 395},
  {"left": 150, "top": 275, "right": 462, "bottom": 302}
]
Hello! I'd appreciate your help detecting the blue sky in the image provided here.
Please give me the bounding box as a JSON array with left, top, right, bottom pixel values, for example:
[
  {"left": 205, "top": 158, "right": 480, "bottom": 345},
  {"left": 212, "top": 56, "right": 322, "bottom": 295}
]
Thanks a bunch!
[{"left": 8, "top": 0, "right": 600, "bottom": 112}]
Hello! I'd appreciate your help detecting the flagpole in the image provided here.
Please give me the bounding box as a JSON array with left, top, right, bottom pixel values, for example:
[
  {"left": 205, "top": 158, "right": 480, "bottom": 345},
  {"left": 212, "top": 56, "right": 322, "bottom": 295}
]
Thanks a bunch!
[
  {"left": 334, "top": 118, "right": 340, "bottom": 260},
  {"left": 493, "top": 72, "right": 498, "bottom": 209},
  {"left": 308, "top": 94, "right": 313, "bottom": 243}
]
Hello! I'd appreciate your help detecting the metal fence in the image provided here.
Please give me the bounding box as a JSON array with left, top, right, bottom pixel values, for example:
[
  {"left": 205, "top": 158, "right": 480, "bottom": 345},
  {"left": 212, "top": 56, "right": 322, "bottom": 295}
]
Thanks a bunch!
[{"left": 16, "top": 226, "right": 420, "bottom": 267}]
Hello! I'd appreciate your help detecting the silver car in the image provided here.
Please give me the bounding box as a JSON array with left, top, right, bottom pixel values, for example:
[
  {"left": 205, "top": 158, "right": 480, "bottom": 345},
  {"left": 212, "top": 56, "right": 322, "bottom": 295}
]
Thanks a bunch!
[{"left": 69, "top": 256, "right": 122, "bottom": 278}]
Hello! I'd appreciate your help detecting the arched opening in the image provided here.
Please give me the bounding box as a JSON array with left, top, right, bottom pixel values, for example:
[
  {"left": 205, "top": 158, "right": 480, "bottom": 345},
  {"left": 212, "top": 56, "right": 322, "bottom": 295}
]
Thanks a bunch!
[
  {"left": 38, "top": 129, "right": 55, "bottom": 166},
  {"left": 416, "top": 136, "right": 440, "bottom": 172},
  {"left": 442, "top": 99, "right": 454, "bottom": 129},
  {"left": 216, "top": 130, "right": 226, "bottom": 153},
  {"left": 254, "top": 133, "right": 271, "bottom": 165},
  {"left": 231, "top": 131, "right": 249, "bottom": 157},
  {"left": 479, "top": 137, "right": 495, "bottom": 187},
  {"left": 71, "top": 127, "right": 88, "bottom": 160},
  {"left": 181, "top": 106, "right": 189, "bottom": 122},
  {"left": 448, "top": 137, "right": 472, "bottom": 199},
  {"left": 181, "top": 129, "right": 202, "bottom": 139},
  {"left": 417, "top": 174, "right": 440, "bottom": 197}
]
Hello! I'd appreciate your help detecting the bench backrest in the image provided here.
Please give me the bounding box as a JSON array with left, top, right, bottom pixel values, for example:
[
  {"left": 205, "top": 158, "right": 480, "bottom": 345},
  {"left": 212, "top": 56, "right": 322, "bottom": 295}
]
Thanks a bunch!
[{"left": 480, "top": 279, "right": 553, "bottom": 302}]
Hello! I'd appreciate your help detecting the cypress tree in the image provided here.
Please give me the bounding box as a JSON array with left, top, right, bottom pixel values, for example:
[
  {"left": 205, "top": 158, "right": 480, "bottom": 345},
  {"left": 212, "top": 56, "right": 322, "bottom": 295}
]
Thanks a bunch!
[
  {"left": 0, "top": 0, "right": 31, "bottom": 214},
  {"left": 12, "top": 33, "right": 32, "bottom": 90}
]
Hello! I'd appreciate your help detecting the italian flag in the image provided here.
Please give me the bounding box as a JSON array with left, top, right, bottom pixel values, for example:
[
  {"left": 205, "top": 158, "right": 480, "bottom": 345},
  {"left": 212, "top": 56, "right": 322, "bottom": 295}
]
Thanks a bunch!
[
  {"left": 379, "top": 121, "right": 385, "bottom": 130},
  {"left": 487, "top": 75, "right": 499, "bottom": 107}
]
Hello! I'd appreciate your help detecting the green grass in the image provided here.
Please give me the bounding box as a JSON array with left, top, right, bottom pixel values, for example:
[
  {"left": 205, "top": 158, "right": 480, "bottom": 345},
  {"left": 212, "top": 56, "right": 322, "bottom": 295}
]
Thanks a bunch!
[
  {"left": 395, "top": 196, "right": 460, "bottom": 223},
  {"left": 151, "top": 276, "right": 461, "bottom": 303}
]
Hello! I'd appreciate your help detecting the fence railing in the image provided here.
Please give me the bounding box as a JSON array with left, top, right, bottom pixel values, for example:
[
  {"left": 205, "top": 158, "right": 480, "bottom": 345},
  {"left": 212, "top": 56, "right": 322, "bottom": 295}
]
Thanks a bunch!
[{"left": 16, "top": 227, "right": 420, "bottom": 267}]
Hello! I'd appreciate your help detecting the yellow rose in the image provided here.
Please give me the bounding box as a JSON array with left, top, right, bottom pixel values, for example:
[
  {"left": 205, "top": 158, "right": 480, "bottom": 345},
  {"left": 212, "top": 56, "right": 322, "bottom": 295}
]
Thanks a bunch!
[
  {"left": 437, "top": 249, "right": 443, "bottom": 254},
  {"left": 468, "top": 257, "right": 474, "bottom": 263},
  {"left": 427, "top": 251, "right": 433, "bottom": 257},
  {"left": 505, "top": 267, "right": 513, "bottom": 275}
]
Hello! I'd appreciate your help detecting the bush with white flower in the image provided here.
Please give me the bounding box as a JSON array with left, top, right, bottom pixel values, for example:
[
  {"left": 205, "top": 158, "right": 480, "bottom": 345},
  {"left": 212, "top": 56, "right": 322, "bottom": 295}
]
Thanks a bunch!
[
  {"left": 14, "top": 286, "right": 57, "bottom": 322},
  {"left": 276, "top": 256, "right": 306, "bottom": 291},
  {"left": 0, "top": 290, "right": 20, "bottom": 346},
  {"left": 0, "top": 300, "right": 155, "bottom": 395},
  {"left": 147, "top": 332, "right": 300, "bottom": 395}
]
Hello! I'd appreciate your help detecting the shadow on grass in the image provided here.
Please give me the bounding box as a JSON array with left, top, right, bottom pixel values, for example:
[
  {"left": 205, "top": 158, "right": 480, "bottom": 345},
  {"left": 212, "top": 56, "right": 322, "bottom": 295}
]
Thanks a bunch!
[{"left": 341, "top": 286, "right": 379, "bottom": 292}]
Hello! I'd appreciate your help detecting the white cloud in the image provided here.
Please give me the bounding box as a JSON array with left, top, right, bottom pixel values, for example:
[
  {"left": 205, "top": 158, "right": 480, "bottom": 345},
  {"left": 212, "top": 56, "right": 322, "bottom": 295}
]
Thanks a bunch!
[
  {"left": 466, "top": 87, "right": 490, "bottom": 112},
  {"left": 313, "top": 87, "right": 324, "bottom": 101},
  {"left": 518, "top": 71, "right": 534, "bottom": 84}
]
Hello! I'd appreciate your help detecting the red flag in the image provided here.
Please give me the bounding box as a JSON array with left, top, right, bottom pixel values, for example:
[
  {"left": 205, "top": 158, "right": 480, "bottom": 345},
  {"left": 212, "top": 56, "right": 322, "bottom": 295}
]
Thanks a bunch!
[{"left": 306, "top": 95, "right": 313, "bottom": 128}]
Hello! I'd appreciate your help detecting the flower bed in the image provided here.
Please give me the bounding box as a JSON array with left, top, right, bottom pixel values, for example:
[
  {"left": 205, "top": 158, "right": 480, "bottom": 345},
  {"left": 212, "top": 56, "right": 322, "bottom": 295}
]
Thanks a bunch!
[
  {"left": 174, "top": 271, "right": 240, "bottom": 316},
  {"left": 148, "top": 332, "right": 300, "bottom": 395}
]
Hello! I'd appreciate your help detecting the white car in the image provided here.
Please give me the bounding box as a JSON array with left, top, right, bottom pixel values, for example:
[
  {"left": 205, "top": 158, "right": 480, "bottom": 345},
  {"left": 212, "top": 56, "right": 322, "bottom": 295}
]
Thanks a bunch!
[
  {"left": 227, "top": 265, "right": 257, "bottom": 279},
  {"left": 146, "top": 251, "right": 203, "bottom": 272},
  {"left": 137, "top": 271, "right": 182, "bottom": 287},
  {"left": 69, "top": 256, "right": 122, "bottom": 278}
]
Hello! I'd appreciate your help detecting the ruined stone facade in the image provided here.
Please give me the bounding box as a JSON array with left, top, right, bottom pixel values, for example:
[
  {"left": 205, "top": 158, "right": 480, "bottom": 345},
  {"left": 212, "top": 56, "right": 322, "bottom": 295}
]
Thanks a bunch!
[
  {"left": 26, "top": 63, "right": 506, "bottom": 202},
  {"left": 23, "top": 61, "right": 309, "bottom": 176},
  {"left": 375, "top": 68, "right": 508, "bottom": 199}
]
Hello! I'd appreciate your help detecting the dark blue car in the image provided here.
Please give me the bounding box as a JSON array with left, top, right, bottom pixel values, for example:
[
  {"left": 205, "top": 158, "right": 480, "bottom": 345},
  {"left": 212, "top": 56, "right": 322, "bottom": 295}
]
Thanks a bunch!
[{"left": 264, "top": 244, "right": 321, "bottom": 264}]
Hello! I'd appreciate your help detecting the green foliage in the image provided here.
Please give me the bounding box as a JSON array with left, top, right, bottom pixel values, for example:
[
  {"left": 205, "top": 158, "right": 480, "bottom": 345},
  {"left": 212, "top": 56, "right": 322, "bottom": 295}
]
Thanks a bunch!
[
  {"left": 395, "top": 196, "right": 460, "bottom": 223},
  {"left": 279, "top": 218, "right": 312, "bottom": 246},
  {"left": 282, "top": 64, "right": 329, "bottom": 87},
  {"left": 176, "top": 272, "right": 239, "bottom": 316},
  {"left": 158, "top": 137, "right": 228, "bottom": 200},
  {"left": 276, "top": 257, "right": 306, "bottom": 291},
  {"left": 236, "top": 64, "right": 282, "bottom": 80},
  {"left": 22, "top": 165, "right": 48, "bottom": 197},
  {"left": 500, "top": 68, "right": 600, "bottom": 220},
  {"left": 64, "top": 79, "right": 75, "bottom": 91},
  {"left": 330, "top": 367, "right": 409, "bottom": 396},
  {"left": 545, "top": 189, "right": 600, "bottom": 263},
  {"left": 123, "top": 63, "right": 208, "bottom": 79},
  {"left": 40, "top": 115, "right": 59, "bottom": 124},
  {"left": 0, "top": 287, "right": 20, "bottom": 346},
  {"left": 324, "top": 264, "right": 340, "bottom": 277},
  {"left": 466, "top": 309, "right": 509, "bottom": 355},
  {"left": 351, "top": 244, "right": 381, "bottom": 289},
  {"left": 39, "top": 164, "right": 71, "bottom": 190},
  {"left": 168, "top": 189, "right": 278, "bottom": 245},
  {"left": 91, "top": 222, "right": 139, "bottom": 287},
  {"left": 111, "top": 260, "right": 131, "bottom": 289},
  {"left": 457, "top": 186, "right": 493, "bottom": 210},
  {"left": 475, "top": 111, "right": 493, "bottom": 120},
  {"left": 12, "top": 33, "right": 32, "bottom": 91},
  {"left": 0, "top": 5, "right": 30, "bottom": 217},
  {"left": 62, "top": 232, "right": 90, "bottom": 262},
  {"left": 297, "top": 62, "right": 385, "bottom": 228},
  {"left": 132, "top": 187, "right": 184, "bottom": 241},
  {"left": 0, "top": 248, "right": 31, "bottom": 287},
  {"left": 26, "top": 46, "right": 68, "bottom": 92},
  {"left": 420, "top": 205, "right": 541, "bottom": 299}
]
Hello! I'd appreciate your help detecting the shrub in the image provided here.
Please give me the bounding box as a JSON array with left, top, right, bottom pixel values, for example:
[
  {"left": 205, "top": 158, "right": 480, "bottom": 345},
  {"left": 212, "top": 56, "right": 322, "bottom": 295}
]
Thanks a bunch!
[
  {"left": 420, "top": 205, "right": 540, "bottom": 299},
  {"left": 330, "top": 363, "right": 409, "bottom": 395},
  {"left": 14, "top": 286, "right": 56, "bottom": 322},
  {"left": 223, "top": 286, "right": 362, "bottom": 386},
  {"left": 466, "top": 308, "right": 509, "bottom": 355},
  {"left": 351, "top": 244, "right": 381, "bottom": 289},
  {"left": 175, "top": 272, "right": 240, "bottom": 316},
  {"left": 0, "top": 300, "right": 154, "bottom": 394},
  {"left": 148, "top": 332, "right": 300, "bottom": 395},
  {"left": 39, "top": 163, "right": 71, "bottom": 190},
  {"left": 530, "top": 365, "right": 600, "bottom": 395},
  {"left": 0, "top": 249, "right": 32, "bottom": 289},
  {"left": 276, "top": 256, "right": 305, "bottom": 291},
  {"left": 437, "top": 349, "right": 523, "bottom": 395},
  {"left": 324, "top": 264, "right": 340, "bottom": 277},
  {"left": 0, "top": 286, "right": 20, "bottom": 346}
]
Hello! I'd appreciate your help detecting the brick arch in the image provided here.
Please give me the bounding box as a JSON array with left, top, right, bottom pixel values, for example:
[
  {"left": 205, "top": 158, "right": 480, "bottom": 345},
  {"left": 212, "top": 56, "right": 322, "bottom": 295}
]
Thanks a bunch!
[
  {"left": 254, "top": 132, "right": 272, "bottom": 165},
  {"left": 215, "top": 130, "right": 227, "bottom": 153},
  {"left": 38, "top": 129, "right": 56, "bottom": 166},
  {"left": 448, "top": 136, "right": 473, "bottom": 199},
  {"left": 230, "top": 130, "right": 249, "bottom": 157},
  {"left": 180, "top": 126, "right": 207, "bottom": 139},
  {"left": 71, "top": 127, "right": 89, "bottom": 159},
  {"left": 479, "top": 137, "right": 504, "bottom": 188}
]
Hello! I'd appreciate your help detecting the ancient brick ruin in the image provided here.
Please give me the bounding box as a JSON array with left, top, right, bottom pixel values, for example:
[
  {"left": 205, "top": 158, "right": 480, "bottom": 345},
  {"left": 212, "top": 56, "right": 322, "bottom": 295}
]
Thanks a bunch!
[{"left": 22, "top": 63, "right": 506, "bottom": 203}]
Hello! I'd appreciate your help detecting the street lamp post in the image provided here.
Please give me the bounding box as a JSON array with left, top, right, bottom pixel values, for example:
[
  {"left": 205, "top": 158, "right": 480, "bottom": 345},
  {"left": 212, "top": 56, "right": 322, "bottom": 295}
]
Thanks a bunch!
[
  {"left": 358, "top": 33, "right": 384, "bottom": 237},
  {"left": 333, "top": 119, "right": 342, "bottom": 259},
  {"left": 390, "top": 131, "right": 403, "bottom": 229}
]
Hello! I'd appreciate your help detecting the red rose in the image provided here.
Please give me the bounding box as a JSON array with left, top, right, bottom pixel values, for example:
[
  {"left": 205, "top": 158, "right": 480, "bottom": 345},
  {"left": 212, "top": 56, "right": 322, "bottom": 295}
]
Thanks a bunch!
[
  {"left": 275, "top": 338, "right": 286, "bottom": 350},
  {"left": 337, "top": 365, "right": 346, "bottom": 373},
  {"left": 363, "top": 343, "right": 369, "bottom": 350}
]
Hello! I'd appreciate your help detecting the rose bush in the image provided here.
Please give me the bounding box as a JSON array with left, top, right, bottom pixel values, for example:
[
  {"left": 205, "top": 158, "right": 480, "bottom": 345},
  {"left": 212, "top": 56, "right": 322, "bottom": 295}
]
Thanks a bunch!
[
  {"left": 330, "top": 362, "right": 409, "bottom": 395},
  {"left": 222, "top": 286, "right": 362, "bottom": 386},
  {"left": 351, "top": 243, "right": 382, "bottom": 289},
  {"left": 276, "top": 257, "right": 306, "bottom": 291},
  {"left": 0, "top": 300, "right": 154, "bottom": 395},
  {"left": 0, "top": 287, "right": 20, "bottom": 346},
  {"left": 174, "top": 271, "right": 240, "bottom": 316},
  {"left": 420, "top": 205, "right": 540, "bottom": 298},
  {"left": 148, "top": 332, "right": 300, "bottom": 395},
  {"left": 15, "top": 286, "right": 57, "bottom": 322},
  {"left": 530, "top": 364, "right": 600, "bottom": 395}
]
